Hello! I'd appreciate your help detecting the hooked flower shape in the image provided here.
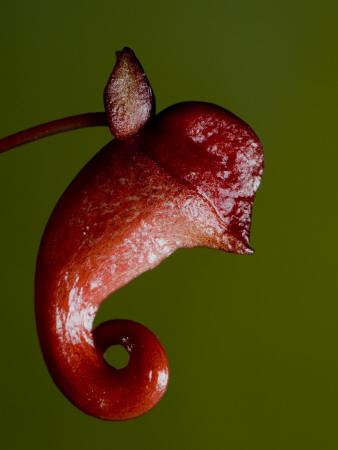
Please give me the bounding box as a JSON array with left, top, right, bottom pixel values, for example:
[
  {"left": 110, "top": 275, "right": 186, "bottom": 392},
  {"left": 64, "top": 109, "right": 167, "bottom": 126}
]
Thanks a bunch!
[{"left": 0, "top": 47, "right": 264, "bottom": 421}]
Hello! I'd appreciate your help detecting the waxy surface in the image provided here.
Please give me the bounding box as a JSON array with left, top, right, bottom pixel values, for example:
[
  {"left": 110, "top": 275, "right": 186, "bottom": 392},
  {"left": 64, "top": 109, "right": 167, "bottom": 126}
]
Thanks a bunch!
[
  {"left": 35, "top": 101, "right": 263, "bottom": 420},
  {"left": 139, "top": 102, "right": 264, "bottom": 253}
]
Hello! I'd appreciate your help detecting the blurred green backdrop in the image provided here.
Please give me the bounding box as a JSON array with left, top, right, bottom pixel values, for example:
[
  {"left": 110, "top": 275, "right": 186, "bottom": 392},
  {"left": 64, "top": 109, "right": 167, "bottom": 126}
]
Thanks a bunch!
[{"left": 1, "top": 0, "right": 337, "bottom": 448}]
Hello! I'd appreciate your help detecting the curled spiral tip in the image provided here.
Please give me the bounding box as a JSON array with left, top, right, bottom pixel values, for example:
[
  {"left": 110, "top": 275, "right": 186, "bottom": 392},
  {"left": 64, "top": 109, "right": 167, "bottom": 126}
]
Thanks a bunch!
[
  {"left": 36, "top": 293, "right": 169, "bottom": 420},
  {"left": 93, "top": 319, "right": 169, "bottom": 420}
]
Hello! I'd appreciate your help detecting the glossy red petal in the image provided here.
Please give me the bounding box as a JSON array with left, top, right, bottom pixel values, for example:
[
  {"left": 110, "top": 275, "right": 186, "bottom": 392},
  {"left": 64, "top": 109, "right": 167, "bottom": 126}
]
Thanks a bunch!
[
  {"left": 138, "top": 102, "right": 264, "bottom": 254},
  {"left": 35, "top": 135, "right": 232, "bottom": 419},
  {"left": 35, "top": 101, "right": 263, "bottom": 421}
]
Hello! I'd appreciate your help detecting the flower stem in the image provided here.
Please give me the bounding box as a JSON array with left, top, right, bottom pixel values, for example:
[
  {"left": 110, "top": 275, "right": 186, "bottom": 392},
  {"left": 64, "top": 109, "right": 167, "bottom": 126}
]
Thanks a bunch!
[{"left": 0, "top": 112, "right": 108, "bottom": 154}]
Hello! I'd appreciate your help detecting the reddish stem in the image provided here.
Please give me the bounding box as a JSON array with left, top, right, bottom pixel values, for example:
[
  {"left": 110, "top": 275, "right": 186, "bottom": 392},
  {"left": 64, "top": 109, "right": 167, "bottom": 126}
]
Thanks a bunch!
[{"left": 0, "top": 112, "right": 108, "bottom": 154}]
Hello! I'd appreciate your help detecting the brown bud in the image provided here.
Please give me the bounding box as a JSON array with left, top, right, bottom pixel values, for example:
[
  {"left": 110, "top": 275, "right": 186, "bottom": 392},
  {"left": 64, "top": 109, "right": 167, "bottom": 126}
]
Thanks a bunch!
[{"left": 104, "top": 48, "right": 153, "bottom": 140}]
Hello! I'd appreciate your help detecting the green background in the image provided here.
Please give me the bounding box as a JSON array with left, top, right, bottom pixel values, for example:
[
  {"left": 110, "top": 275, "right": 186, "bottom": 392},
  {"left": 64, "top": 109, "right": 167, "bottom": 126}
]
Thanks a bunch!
[{"left": 1, "top": 0, "right": 337, "bottom": 448}]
